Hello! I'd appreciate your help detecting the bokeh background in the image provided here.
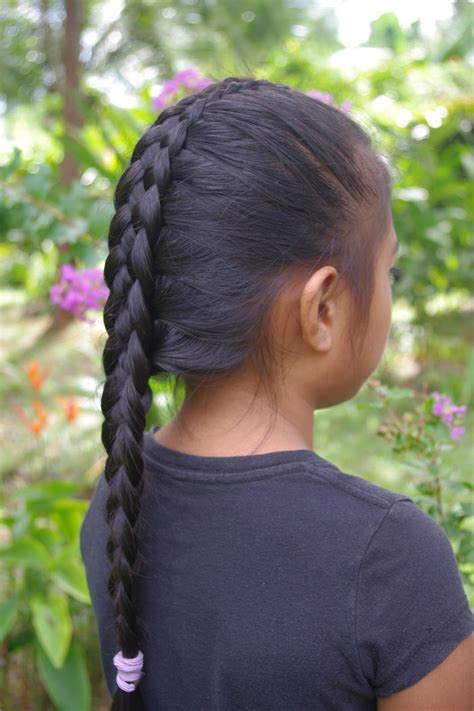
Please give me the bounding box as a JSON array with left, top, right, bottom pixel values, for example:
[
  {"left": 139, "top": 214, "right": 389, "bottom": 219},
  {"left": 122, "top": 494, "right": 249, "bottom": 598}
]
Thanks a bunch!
[{"left": 0, "top": 1, "right": 472, "bottom": 708}]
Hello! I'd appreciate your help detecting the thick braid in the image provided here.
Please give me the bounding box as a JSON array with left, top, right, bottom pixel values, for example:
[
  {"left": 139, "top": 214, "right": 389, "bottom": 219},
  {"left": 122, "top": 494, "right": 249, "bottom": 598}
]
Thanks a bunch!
[{"left": 100, "top": 76, "right": 262, "bottom": 710}]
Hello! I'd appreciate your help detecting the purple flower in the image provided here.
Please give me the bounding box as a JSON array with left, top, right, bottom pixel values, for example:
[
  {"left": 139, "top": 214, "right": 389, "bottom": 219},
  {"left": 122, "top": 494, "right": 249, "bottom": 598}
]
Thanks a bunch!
[
  {"left": 431, "top": 391, "right": 453, "bottom": 417},
  {"left": 49, "top": 263, "right": 109, "bottom": 323},
  {"left": 49, "top": 283, "right": 65, "bottom": 304},
  {"left": 305, "top": 90, "right": 352, "bottom": 113},
  {"left": 306, "top": 90, "right": 333, "bottom": 105},
  {"left": 429, "top": 391, "right": 468, "bottom": 442},
  {"left": 152, "top": 69, "right": 212, "bottom": 111},
  {"left": 60, "top": 263, "right": 76, "bottom": 282},
  {"left": 449, "top": 426, "right": 465, "bottom": 440},
  {"left": 441, "top": 411, "right": 454, "bottom": 424},
  {"left": 432, "top": 401, "right": 446, "bottom": 416}
]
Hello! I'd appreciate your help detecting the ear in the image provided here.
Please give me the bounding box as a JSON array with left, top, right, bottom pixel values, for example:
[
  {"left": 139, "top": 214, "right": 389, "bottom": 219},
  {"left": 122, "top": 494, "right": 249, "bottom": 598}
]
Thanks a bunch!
[{"left": 299, "top": 266, "right": 339, "bottom": 353}]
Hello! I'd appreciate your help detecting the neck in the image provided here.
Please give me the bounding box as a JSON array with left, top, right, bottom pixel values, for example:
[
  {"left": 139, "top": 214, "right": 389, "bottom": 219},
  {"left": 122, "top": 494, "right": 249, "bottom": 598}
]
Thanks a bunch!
[{"left": 156, "top": 372, "right": 315, "bottom": 457}]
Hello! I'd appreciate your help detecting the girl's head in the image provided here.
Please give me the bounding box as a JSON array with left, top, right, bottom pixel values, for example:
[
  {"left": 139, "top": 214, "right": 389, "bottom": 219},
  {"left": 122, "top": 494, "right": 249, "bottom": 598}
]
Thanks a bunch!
[{"left": 100, "top": 75, "right": 394, "bottom": 709}]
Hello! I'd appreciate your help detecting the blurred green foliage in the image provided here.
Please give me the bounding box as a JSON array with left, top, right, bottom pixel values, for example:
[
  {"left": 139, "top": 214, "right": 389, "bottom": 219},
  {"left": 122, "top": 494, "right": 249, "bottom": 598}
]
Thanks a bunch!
[
  {"left": 0, "top": 1, "right": 472, "bottom": 708},
  {"left": 1, "top": 31, "right": 472, "bottom": 319},
  {"left": 0, "top": 481, "right": 92, "bottom": 710}
]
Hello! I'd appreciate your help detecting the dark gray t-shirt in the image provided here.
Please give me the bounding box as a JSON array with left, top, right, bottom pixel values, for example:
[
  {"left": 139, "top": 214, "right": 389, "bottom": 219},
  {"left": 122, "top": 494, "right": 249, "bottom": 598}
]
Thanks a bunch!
[{"left": 80, "top": 424, "right": 473, "bottom": 710}]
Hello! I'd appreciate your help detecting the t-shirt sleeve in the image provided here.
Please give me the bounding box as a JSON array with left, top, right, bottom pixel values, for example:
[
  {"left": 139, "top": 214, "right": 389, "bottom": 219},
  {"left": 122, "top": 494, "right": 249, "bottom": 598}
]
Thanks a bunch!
[
  {"left": 79, "top": 474, "right": 117, "bottom": 698},
  {"left": 356, "top": 498, "right": 473, "bottom": 698}
]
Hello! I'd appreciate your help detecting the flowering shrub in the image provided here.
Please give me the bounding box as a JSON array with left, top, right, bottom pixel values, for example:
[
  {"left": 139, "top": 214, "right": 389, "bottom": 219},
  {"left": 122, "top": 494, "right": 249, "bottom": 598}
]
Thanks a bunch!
[
  {"left": 14, "top": 398, "right": 48, "bottom": 436},
  {"left": 152, "top": 68, "right": 352, "bottom": 114},
  {"left": 305, "top": 90, "right": 352, "bottom": 112},
  {"left": 152, "top": 68, "right": 213, "bottom": 111},
  {"left": 431, "top": 391, "right": 466, "bottom": 440},
  {"left": 53, "top": 395, "right": 79, "bottom": 423},
  {"left": 13, "top": 361, "right": 80, "bottom": 436},
  {"left": 366, "top": 379, "right": 472, "bottom": 603},
  {"left": 366, "top": 380, "right": 468, "bottom": 513},
  {"left": 24, "top": 362, "right": 50, "bottom": 391},
  {"left": 369, "top": 381, "right": 468, "bottom": 452},
  {"left": 49, "top": 263, "right": 109, "bottom": 324}
]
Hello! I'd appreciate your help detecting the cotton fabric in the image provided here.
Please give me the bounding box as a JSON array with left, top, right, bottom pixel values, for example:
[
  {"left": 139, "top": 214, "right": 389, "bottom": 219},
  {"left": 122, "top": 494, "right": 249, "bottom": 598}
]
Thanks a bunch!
[{"left": 80, "top": 424, "right": 473, "bottom": 709}]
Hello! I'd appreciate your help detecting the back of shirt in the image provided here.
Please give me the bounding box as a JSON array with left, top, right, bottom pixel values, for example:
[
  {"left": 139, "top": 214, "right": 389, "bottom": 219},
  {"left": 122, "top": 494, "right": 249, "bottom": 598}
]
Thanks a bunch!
[{"left": 80, "top": 424, "right": 473, "bottom": 710}]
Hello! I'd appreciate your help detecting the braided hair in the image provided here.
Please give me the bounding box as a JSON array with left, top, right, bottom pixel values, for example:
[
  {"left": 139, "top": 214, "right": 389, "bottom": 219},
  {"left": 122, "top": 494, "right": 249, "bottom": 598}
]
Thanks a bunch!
[{"left": 100, "top": 76, "right": 392, "bottom": 709}]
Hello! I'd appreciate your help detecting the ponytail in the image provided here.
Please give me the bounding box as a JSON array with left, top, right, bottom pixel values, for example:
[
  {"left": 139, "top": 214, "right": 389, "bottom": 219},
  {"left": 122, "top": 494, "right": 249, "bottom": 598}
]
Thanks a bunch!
[{"left": 100, "top": 77, "right": 262, "bottom": 710}]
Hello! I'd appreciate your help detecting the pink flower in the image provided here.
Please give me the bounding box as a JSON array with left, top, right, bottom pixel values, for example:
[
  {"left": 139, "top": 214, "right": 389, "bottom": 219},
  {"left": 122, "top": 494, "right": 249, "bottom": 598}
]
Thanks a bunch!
[
  {"left": 431, "top": 392, "right": 453, "bottom": 417},
  {"left": 432, "top": 401, "right": 446, "bottom": 416},
  {"left": 305, "top": 90, "right": 352, "bottom": 113},
  {"left": 49, "top": 263, "right": 109, "bottom": 323},
  {"left": 60, "top": 263, "right": 76, "bottom": 281},
  {"left": 152, "top": 69, "right": 212, "bottom": 111},
  {"left": 441, "top": 410, "right": 454, "bottom": 424},
  {"left": 429, "top": 391, "right": 468, "bottom": 442},
  {"left": 306, "top": 90, "right": 333, "bottom": 105}
]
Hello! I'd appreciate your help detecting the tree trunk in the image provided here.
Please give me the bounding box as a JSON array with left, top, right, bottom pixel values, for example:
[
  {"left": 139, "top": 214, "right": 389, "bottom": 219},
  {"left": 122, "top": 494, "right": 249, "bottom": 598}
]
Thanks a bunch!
[
  {"left": 46, "top": 0, "right": 84, "bottom": 335},
  {"left": 60, "top": 0, "right": 84, "bottom": 187}
]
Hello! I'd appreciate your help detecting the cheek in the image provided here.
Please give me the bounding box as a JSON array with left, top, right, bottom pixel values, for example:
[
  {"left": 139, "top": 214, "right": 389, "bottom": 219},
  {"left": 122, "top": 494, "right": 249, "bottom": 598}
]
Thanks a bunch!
[
  {"left": 365, "top": 277, "right": 392, "bottom": 360},
  {"left": 376, "top": 279, "right": 393, "bottom": 345},
  {"left": 383, "top": 280, "right": 393, "bottom": 330}
]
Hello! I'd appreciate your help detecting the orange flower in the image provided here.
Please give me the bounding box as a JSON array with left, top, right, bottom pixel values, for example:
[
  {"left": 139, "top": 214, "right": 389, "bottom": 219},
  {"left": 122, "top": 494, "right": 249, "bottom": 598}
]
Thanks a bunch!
[
  {"left": 32, "top": 399, "right": 48, "bottom": 422},
  {"left": 13, "top": 400, "right": 48, "bottom": 436},
  {"left": 54, "top": 395, "right": 79, "bottom": 423},
  {"left": 24, "top": 362, "right": 49, "bottom": 391}
]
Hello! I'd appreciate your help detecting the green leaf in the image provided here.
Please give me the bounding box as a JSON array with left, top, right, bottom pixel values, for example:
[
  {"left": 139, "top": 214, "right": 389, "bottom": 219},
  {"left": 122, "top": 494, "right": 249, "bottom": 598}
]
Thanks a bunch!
[
  {"left": 0, "top": 596, "right": 19, "bottom": 642},
  {"left": 36, "top": 640, "right": 91, "bottom": 711},
  {"left": 0, "top": 146, "right": 22, "bottom": 178},
  {"left": 8, "top": 626, "right": 34, "bottom": 653},
  {"left": 51, "top": 556, "right": 91, "bottom": 604},
  {"left": 13, "top": 480, "right": 80, "bottom": 503},
  {"left": 386, "top": 387, "right": 413, "bottom": 401},
  {"left": 423, "top": 396, "right": 435, "bottom": 415},
  {"left": 23, "top": 166, "right": 54, "bottom": 199},
  {"left": 459, "top": 516, "right": 474, "bottom": 533},
  {"left": 0, "top": 536, "right": 51, "bottom": 569},
  {"left": 398, "top": 457, "right": 428, "bottom": 471},
  {"left": 62, "top": 133, "right": 116, "bottom": 181},
  {"left": 50, "top": 498, "right": 89, "bottom": 536},
  {"left": 30, "top": 591, "right": 73, "bottom": 668}
]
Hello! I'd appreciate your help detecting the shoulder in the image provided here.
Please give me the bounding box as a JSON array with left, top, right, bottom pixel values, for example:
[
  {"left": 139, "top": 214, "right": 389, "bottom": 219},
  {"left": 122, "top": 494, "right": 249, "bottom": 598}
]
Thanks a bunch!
[
  {"left": 301, "top": 456, "right": 465, "bottom": 585},
  {"left": 303, "top": 453, "right": 412, "bottom": 510},
  {"left": 355, "top": 494, "right": 472, "bottom": 696},
  {"left": 303, "top": 453, "right": 465, "bottom": 576}
]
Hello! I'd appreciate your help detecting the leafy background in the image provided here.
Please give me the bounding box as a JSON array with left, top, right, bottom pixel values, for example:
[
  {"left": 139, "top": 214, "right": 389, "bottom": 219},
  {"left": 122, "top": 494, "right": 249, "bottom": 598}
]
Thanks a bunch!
[{"left": 0, "top": 1, "right": 472, "bottom": 708}]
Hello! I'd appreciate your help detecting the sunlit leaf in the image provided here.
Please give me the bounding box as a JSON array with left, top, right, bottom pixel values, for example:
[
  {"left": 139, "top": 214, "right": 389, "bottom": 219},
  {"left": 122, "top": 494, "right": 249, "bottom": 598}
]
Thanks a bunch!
[
  {"left": 51, "top": 556, "right": 91, "bottom": 604},
  {"left": 0, "top": 596, "right": 19, "bottom": 642},
  {"left": 35, "top": 640, "right": 91, "bottom": 711},
  {"left": 0, "top": 536, "right": 51, "bottom": 569},
  {"left": 30, "top": 591, "right": 72, "bottom": 668}
]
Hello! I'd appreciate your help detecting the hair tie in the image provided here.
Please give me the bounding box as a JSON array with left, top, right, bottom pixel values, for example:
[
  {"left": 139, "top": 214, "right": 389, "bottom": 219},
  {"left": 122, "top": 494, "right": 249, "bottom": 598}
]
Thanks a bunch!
[{"left": 113, "top": 649, "right": 144, "bottom": 693}]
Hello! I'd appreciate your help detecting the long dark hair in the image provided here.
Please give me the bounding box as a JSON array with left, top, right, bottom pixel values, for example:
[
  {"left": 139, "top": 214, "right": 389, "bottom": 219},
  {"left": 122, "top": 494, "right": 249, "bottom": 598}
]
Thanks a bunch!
[{"left": 100, "top": 75, "right": 392, "bottom": 709}]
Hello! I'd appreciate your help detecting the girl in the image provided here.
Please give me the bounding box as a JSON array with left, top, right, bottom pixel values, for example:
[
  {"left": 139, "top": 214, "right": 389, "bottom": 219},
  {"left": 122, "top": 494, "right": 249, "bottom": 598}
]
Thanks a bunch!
[{"left": 80, "top": 76, "right": 473, "bottom": 710}]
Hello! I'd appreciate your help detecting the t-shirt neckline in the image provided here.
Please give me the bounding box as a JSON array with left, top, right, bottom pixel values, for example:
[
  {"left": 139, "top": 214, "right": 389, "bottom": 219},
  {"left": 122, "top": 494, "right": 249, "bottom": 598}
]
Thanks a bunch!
[{"left": 144, "top": 423, "right": 322, "bottom": 480}]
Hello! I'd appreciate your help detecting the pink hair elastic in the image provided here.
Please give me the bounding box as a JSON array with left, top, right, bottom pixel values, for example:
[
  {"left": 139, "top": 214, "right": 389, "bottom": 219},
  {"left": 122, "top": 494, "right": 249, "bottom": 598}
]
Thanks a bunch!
[{"left": 113, "top": 649, "right": 144, "bottom": 693}]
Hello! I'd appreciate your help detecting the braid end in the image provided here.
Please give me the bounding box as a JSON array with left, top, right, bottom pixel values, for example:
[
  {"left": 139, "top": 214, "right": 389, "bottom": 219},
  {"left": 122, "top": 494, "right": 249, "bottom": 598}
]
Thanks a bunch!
[{"left": 111, "top": 685, "right": 146, "bottom": 710}]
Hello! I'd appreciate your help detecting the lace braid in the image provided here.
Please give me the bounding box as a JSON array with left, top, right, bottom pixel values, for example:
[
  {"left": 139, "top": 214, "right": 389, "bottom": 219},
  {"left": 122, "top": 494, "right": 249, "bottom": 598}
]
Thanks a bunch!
[{"left": 100, "top": 76, "right": 263, "bottom": 710}]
